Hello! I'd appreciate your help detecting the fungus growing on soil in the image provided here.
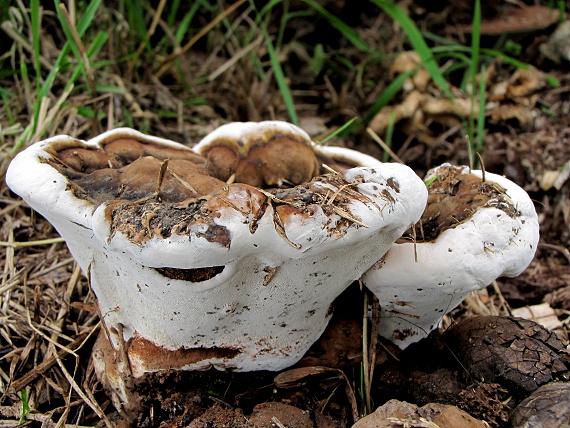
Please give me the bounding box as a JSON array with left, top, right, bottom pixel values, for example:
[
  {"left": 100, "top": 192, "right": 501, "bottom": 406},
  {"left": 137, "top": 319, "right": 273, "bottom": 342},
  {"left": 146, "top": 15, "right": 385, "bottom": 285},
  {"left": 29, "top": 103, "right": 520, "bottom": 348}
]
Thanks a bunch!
[
  {"left": 6, "top": 124, "right": 427, "bottom": 395},
  {"left": 362, "top": 164, "right": 540, "bottom": 348}
]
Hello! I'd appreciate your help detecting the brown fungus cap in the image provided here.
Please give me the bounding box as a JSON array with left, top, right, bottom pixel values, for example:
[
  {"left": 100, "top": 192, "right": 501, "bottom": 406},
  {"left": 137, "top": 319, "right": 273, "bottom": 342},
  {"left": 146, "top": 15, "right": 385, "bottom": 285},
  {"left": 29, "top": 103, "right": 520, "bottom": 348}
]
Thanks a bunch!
[
  {"left": 49, "top": 122, "right": 339, "bottom": 208},
  {"left": 67, "top": 156, "right": 224, "bottom": 204},
  {"left": 48, "top": 133, "right": 221, "bottom": 205},
  {"left": 193, "top": 121, "right": 321, "bottom": 187},
  {"left": 411, "top": 165, "right": 519, "bottom": 242},
  {"left": 54, "top": 135, "right": 208, "bottom": 174}
]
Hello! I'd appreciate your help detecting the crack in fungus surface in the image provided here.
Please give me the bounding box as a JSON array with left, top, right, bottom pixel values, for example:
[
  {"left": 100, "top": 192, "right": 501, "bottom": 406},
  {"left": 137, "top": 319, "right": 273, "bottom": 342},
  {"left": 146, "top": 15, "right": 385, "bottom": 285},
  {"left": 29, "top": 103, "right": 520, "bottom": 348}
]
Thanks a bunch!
[{"left": 154, "top": 266, "right": 225, "bottom": 282}]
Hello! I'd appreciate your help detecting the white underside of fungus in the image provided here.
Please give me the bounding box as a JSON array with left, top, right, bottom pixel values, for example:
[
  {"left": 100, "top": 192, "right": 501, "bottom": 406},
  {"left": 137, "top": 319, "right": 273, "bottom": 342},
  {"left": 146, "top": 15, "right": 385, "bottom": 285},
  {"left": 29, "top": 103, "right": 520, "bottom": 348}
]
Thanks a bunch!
[
  {"left": 6, "top": 124, "right": 427, "bottom": 375},
  {"left": 362, "top": 164, "right": 540, "bottom": 348}
]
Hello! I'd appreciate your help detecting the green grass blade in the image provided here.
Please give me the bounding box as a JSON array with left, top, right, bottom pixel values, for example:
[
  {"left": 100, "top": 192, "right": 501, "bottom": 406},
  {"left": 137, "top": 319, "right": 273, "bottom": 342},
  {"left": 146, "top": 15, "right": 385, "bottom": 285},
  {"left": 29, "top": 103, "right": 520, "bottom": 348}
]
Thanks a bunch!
[
  {"left": 466, "top": 0, "right": 481, "bottom": 149},
  {"left": 77, "top": 106, "right": 105, "bottom": 119},
  {"left": 317, "top": 117, "right": 357, "bottom": 144},
  {"left": 43, "top": 0, "right": 103, "bottom": 93},
  {"left": 76, "top": 0, "right": 104, "bottom": 35},
  {"left": 54, "top": 2, "right": 93, "bottom": 95},
  {"left": 65, "top": 31, "right": 108, "bottom": 92},
  {"left": 30, "top": 0, "right": 41, "bottom": 92},
  {"left": 340, "top": 66, "right": 416, "bottom": 136},
  {"left": 95, "top": 84, "right": 126, "bottom": 93},
  {"left": 425, "top": 175, "right": 438, "bottom": 187},
  {"left": 19, "top": 390, "right": 30, "bottom": 424},
  {"left": 479, "top": 48, "right": 530, "bottom": 69},
  {"left": 29, "top": 0, "right": 42, "bottom": 136},
  {"left": 38, "top": 67, "right": 58, "bottom": 99},
  {"left": 302, "top": 0, "right": 370, "bottom": 52},
  {"left": 18, "top": 55, "right": 40, "bottom": 138},
  {"left": 92, "top": 52, "right": 137, "bottom": 68},
  {"left": 167, "top": 0, "right": 182, "bottom": 27},
  {"left": 276, "top": 0, "right": 290, "bottom": 51},
  {"left": 0, "top": 86, "right": 16, "bottom": 99},
  {"left": 87, "top": 31, "right": 109, "bottom": 58},
  {"left": 12, "top": 0, "right": 102, "bottom": 152},
  {"left": 557, "top": 1, "right": 565, "bottom": 22},
  {"left": 422, "top": 31, "right": 461, "bottom": 46},
  {"left": 0, "top": 89, "right": 16, "bottom": 124},
  {"left": 430, "top": 42, "right": 533, "bottom": 72},
  {"left": 257, "top": 0, "right": 287, "bottom": 24},
  {"left": 434, "top": 51, "right": 472, "bottom": 67},
  {"left": 311, "top": 43, "right": 327, "bottom": 75},
  {"left": 125, "top": 0, "right": 151, "bottom": 53},
  {"left": 467, "top": 0, "right": 481, "bottom": 93},
  {"left": 262, "top": 28, "right": 298, "bottom": 125},
  {"left": 476, "top": 64, "right": 487, "bottom": 156},
  {"left": 370, "top": 0, "right": 453, "bottom": 99},
  {"left": 366, "top": 68, "right": 416, "bottom": 119},
  {"left": 175, "top": 2, "right": 203, "bottom": 43},
  {"left": 54, "top": 3, "right": 85, "bottom": 66},
  {"left": 546, "top": 75, "right": 560, "bottom": 87}
]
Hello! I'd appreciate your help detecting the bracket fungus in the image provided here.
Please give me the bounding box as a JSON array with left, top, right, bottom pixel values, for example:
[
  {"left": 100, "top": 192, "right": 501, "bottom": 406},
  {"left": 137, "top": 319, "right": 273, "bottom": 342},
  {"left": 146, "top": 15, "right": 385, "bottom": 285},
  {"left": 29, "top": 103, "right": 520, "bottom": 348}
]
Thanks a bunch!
[
  {"left": 6, "top": 123, "right": 427, "bottom": 383},
  {"left": 362, "top": 164, "right": 539, "bottom": 348}
]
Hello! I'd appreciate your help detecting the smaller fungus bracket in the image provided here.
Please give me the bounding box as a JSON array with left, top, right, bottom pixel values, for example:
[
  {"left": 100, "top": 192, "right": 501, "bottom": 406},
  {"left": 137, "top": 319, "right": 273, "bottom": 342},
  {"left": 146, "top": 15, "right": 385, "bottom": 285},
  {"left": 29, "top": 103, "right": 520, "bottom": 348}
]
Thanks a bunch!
[{"left": 362, "top": 163, "right": 540, "bottom": 349}]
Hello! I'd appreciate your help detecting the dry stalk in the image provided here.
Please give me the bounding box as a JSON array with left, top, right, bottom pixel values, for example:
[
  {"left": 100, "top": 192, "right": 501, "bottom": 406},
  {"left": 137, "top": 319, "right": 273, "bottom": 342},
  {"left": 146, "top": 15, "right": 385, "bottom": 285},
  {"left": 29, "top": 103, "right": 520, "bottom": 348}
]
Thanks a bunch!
[
  {"left": 31, "top": 84, "right": 75, "bottom": 145},
  {"left": 0, "top": 19, "right": 53, "bottom": 70},
  {"left": 10, "top": 325, "right": 99, "bottom": 393},
  {"left": 321, "top": 163, "right": 338, "bottom": 174},
  {"left": 361, "top": 286, "right": 371, "bottom": 415},
  {"left": 0, "top": 237, "right": 66, "bottom": 248},
  {"left": 331, "top": 206, "right": 369, "bottom": 228},
  {"left": 117, "top": 323, "right": 134, "bottom": 378},
  {"left": 169, "top": 169, "right": 198, "bottom": 194},
  {"left": 58, "top": 4, "right": 97, "bottom": 98},
  {"left": 155, "top": 158, "right": 170, "bottom": 196},
  {"left": 208, "top": 35, "right": 264, "bottom": 81},
  {"left": 53, "top": 345, "right": 113, "bottom": 428},
  {"left": 539, "top": 242, "right": 570, "bottom": 264},
  {"left": 271, "top": 417, "right": 287, "bottom": 428},
  {"left": 0, "top": 216, "right": 15, "bottom": 312},
  {"left": 272, "top": 207, "right": 301, "bottom": 250},
  {"left": 492, "top": 280, "right": 513, "bottom": 316},
  {"left": 23, "top": 286, "right": 80, "bottom": 357},
  {"left": 366, "top": 128, "right": 404, "bottom": 164},
  {"left": 127, "top": 0, "right": 168, "bottom": 75},
  {"left": 155, "top": 0, "right": 248, "bottom": 78},
  {"left": 368, "top": 295, "right": 380, "bottom": 408}
]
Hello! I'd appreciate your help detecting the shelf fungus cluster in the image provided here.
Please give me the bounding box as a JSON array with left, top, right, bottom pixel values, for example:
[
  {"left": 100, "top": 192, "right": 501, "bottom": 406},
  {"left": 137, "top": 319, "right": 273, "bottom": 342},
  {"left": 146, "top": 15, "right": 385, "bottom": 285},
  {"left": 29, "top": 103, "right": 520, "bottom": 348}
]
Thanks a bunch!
[
  {"left": 7, "top": 121, "right": 539, "bottom": 414},
  {"left": 363, "top": 163, "right": 540, "bottom": 348},
  {"left": 6, "top": 122, "right": 427, "bottom": 408}
]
